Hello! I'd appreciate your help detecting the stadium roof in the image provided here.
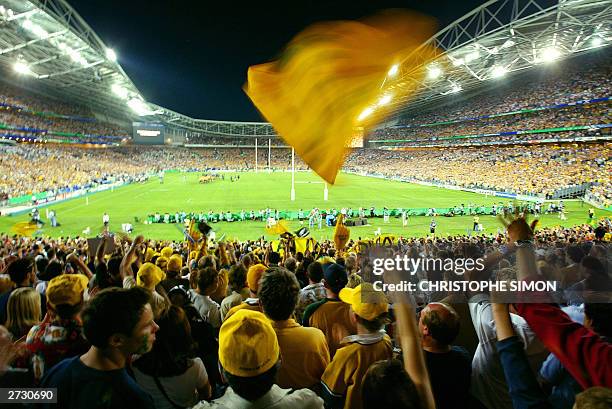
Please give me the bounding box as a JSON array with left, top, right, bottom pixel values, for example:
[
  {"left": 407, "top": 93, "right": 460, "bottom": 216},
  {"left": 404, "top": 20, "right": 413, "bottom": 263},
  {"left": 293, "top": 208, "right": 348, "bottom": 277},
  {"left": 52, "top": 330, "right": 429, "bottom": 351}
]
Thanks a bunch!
[{"left": 0, "top": 0, "right": 609, "bottom": 137}]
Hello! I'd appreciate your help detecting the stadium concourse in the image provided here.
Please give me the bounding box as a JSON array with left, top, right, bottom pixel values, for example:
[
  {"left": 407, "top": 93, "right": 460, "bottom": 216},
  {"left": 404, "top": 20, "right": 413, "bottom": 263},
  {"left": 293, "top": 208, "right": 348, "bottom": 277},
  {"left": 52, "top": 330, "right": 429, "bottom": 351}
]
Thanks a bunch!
[{"left": 1, "top": 2, "right": 612, "bottom": 409}]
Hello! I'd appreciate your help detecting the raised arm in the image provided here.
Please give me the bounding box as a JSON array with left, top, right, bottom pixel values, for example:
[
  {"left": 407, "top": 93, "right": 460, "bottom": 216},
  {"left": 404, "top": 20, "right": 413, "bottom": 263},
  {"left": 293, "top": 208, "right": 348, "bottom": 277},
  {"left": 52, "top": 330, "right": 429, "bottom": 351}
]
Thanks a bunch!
[
  {"left": 394, "top": 301, "right": 436, "bottom": 409},
  {"left": 120, "top": 235, "right": 144, "bottom": 281},
  {"left": 66, "top": 252, "right": 93, "bottom": 279},
  {"left": 492, "top": 303, "right": 552, "bottom": 409}
]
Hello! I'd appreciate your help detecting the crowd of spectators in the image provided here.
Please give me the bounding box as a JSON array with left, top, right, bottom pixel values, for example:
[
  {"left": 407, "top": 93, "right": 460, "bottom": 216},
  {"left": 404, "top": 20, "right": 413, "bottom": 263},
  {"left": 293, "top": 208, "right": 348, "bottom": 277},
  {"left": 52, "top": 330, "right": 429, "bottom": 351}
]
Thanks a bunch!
[
  {"left": 0, "top": 83, "right": 130, "bottom": 139},
  {"left": 1, "top": 142, "right": 609, "bottom": 204},
  {"left": 397, "top": 53, "right": 611, "bottom": 126},
  {"left": 186, "top": 134, "right": 286, "bottom": 147},
  {"left": 370, "top": 103, "right": 610, "bottom": 146},
  {"left": 0, "top": 214, "right": 609, "bottom": 408},
  {"left": 345, "top": 143, "right": 611, "bottom": 200}
]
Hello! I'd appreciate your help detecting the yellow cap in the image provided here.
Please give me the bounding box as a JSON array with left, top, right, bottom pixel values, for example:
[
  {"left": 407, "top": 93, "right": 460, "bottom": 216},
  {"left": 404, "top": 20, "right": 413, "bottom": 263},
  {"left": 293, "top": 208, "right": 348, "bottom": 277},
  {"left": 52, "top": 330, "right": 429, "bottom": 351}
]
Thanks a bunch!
[
  {"left": 137, "top": 262, "right": 166, "bottom": 288},
  {"left": 155, "top": 256, "right": 168, "bottom": 271},
  {"left": 219, "top": 309, "right": 279, "bottom": 377},
  {"left": 160, "top": 246, "right": 173, "bottom": 259},
  {"left": 167, "top": 254, "right": 183, "bottom": 272},
  {"left": 46, "top": 274, "right": 89, "bottom": 307},
  {"left": 247, "top": 264, "right": 267, "bottom": 293},
  {"left": 339, "top": 283, "right": 388, "bottom": 321}
]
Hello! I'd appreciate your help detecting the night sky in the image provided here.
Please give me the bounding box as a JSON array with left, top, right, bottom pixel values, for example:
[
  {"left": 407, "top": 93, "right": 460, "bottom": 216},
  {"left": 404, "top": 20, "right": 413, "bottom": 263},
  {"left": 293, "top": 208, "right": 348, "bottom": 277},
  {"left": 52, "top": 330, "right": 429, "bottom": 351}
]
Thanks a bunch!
[{"left": 68, "top": 0, "right": 485, "bottom": 121}]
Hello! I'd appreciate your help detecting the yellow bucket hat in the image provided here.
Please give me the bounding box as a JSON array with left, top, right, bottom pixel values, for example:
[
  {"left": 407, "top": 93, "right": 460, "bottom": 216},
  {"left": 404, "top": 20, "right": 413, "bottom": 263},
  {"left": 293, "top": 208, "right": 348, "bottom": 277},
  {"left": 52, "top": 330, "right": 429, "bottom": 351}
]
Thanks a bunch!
[
  {"left": 219, "top": 309, "right": 279, "bottom": 377},
  {"left": 339, "top": 282, "right": 388, "bottom": 321},
  {"left": 160, "top": 246, "right": 173, "bottom": 259},
  {"left": 137, "top": 262, "right": 166, "bottom": 288},
  {"left": 46, "top": 273, "right": 89, "bottom": 307}
]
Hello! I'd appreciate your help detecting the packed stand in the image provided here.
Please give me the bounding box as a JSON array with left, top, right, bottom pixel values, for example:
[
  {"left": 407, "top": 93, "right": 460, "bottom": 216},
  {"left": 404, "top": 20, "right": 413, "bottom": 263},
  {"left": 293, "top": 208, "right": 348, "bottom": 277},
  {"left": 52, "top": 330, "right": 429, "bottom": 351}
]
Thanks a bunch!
[
  {"left": 0, "top": 83, "right": 130, "bottom": 140},
  {"left": 0, "top": 213, "right": 609, "bottom": 408},
  {"left": 345, "top": 143, "right": 611, "bottom": 198}
]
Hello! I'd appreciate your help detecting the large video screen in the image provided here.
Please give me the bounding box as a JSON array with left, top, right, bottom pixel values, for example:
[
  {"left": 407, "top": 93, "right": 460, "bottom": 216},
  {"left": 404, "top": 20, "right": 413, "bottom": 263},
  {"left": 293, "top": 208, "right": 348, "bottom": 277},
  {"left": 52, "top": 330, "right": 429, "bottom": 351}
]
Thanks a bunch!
[{"left": 132, "top": 122, "right": 165, "bottom": 145}]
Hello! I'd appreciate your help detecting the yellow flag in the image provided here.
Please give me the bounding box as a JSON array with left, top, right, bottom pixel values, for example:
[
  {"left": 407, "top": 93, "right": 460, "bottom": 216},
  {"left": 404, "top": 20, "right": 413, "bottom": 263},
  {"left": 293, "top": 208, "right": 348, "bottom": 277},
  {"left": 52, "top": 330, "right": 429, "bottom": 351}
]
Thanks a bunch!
[
  {"left": 265, "top": 219, "right": 290, "bottom": 235},
  {"left": 295, "top": 237, "right": 317, "bottom": 253},
  {"left": 333, "top": 214, "right": 350, "bottom": 250},
  {"left": 245, "top": 10, "right": 437, "bottom": 184}
]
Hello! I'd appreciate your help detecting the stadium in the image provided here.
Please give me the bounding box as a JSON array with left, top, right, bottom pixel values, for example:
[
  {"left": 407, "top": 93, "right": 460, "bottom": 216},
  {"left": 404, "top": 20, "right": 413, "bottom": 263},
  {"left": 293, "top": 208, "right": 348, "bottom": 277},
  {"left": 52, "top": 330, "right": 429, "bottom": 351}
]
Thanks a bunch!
[{"left": 0, "top": 0, "right": 610, "bottom": 408}]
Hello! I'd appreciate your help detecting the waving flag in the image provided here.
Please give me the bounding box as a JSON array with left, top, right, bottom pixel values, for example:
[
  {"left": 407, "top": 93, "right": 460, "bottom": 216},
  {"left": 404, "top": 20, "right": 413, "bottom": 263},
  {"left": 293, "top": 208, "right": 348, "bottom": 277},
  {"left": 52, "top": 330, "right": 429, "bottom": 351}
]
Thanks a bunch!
[{"left": 245, "top": 10, "right": 437, "bottom": 184}]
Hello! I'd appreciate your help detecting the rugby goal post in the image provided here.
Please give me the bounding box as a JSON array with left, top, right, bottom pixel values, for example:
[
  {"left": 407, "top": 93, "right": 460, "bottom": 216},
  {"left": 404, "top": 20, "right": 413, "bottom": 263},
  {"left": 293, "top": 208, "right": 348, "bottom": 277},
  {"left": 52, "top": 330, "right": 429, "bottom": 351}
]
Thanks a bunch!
[{"left": 291, "top": 148, "right": 328, "bottom": 201}]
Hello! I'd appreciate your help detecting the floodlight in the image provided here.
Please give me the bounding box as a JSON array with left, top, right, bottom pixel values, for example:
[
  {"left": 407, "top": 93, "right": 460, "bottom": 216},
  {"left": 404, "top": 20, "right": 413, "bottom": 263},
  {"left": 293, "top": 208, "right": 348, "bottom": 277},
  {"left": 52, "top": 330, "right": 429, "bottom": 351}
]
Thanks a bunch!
[
  {"left": 427, "top": 65, "right": 442, "bottom": 80},
  {"left": 540, "top": 47, "right": 561, "bottom": 63},
  {"left": 491, "top": 66, "right": 507, "bottom": 78},
  {"left": 591, "top": 37, "right": 603, "bottom": 47},
  {"left": 112, "top": 84, "right": 129, "bottom": 99},
  {"left": 387, "top": 64, "right": 399, "bottom": 77},
  {"left": 106, "top": 48, "right": 117, "bottom": 61},
  {"left": 357, "top": 107, "right": 374, "bottom": 121},
  {"left": 450, "top": 57, "right": 464, "bottom": 66},
  {"left": 22, "top": 20, "right": 48, "bottom": 38},
  {"left": 377, "top": 94, "right": 392, "bottom": 106},
  {"left": 501, "top": 39, "right": 515, "bottom": 49},
  {"left": 13, "top": 61, "right": 31, "bottom": 75},
  {"left": 464, "top": 51, "right": 480, "bottom": 63},
  {"left": 128, "top": 98, "right": 152, "bottom": 116},
  {"left": 450, "top": 83, "right": 462, "bottom": 93}
]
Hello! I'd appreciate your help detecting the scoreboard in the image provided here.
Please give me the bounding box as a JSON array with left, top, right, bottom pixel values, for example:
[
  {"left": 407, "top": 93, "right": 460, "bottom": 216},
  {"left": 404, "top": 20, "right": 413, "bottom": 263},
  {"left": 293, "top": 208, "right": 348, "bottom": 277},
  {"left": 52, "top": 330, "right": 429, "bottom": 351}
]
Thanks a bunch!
[{"left": 132, "top": 122, "right": 165, "bottom": 145}]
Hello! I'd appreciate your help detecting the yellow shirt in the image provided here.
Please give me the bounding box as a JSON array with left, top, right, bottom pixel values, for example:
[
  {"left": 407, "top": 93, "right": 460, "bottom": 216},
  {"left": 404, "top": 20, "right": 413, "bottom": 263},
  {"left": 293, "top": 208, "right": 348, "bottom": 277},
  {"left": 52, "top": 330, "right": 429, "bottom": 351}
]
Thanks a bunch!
[
  {"left": 307, "top": 300, "right": 357, "bottom": 358},
  {"left": 272, "top": 319, "right": 330, "bottom": 389},
  {"left": 321, "top": 334, "right": 393, "bottom": 409}
]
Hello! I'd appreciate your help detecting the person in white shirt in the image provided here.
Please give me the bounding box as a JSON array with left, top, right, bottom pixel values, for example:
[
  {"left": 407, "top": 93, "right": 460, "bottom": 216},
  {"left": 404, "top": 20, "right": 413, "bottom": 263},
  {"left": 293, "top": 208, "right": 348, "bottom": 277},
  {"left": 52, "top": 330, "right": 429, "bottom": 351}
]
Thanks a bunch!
[
  {"left": 469, "top": 293, "right": 548, "bottom": 409},
  {"left": 193, "top": 309, "right": 323, "bottom": 409},
  {"left": 190, "top": 267, "right": 222, "bottom": 329},
  {"left": 102, "top": 213, "right": 110, "bottom": 227}
]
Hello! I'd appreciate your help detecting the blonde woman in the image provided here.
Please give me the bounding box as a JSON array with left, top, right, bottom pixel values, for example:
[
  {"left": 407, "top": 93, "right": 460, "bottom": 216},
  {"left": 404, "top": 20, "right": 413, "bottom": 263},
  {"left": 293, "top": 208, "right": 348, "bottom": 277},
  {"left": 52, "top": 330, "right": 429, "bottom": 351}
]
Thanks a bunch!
[{"left": 6, "top": 288, "right": 41, "bottom": 340}]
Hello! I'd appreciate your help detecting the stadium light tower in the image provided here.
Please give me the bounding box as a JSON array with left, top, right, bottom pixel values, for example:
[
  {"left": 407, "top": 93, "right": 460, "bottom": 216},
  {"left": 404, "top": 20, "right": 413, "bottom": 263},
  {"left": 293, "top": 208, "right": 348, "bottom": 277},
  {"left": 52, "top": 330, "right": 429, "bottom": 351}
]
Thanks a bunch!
[
  {"left": 491, "top": 65, "right": 508, "bottom": 78},
  {"left": 427, "top": 65, "right": 443, "bottom": 79},
  {"left": 387, "top": 64, "right": 399, "bottom": 77},
  {"left": 377, "top": 94, "right": 392, "bottom": 106},
  {"left": 591, "top": 37, "right": 603, "bottom": 47},
  {"left": 539, "top": 47, "right": 561, "bottom": 63},
  {"left": 13, "top": 61, "right": 32, "bottom": 75},
  {"left": 105, "top": 48, "right": 117, "bottom": 61}
]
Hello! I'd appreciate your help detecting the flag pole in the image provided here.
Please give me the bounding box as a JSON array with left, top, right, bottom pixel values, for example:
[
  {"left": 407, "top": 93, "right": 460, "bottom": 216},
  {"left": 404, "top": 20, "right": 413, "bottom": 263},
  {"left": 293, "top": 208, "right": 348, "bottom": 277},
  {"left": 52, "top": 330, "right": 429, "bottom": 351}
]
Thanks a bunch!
[{"left": 268, "top": 138, "right": 272, "bottom": 173}]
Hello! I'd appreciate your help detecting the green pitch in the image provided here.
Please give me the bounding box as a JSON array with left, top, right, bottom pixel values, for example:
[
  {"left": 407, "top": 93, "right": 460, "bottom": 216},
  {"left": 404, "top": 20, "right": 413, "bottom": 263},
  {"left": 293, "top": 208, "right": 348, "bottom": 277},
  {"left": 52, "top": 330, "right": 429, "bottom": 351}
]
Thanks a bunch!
[{"left": 1, "top": 172, "right": 608, "bottom": 241}]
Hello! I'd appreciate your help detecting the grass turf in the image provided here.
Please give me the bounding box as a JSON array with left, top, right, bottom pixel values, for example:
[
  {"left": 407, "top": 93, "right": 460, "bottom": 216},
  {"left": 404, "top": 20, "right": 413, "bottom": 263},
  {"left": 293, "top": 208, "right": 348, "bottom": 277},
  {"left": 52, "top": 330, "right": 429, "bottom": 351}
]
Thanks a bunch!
[{"left": 1, "top": 172, "right": 608, "bottom": 241}]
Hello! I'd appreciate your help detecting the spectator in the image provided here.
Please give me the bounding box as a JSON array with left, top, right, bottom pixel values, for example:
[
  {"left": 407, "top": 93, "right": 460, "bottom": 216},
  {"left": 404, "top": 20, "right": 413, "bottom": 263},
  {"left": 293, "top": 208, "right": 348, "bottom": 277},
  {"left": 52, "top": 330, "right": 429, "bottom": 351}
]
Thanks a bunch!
[
  {"left": 5, "top": 287, "right": 41, "bottom": 340},
  {"left": 295, "top": 261, "right": 326, "bottom": 323},
  {"left": 258, "top": 267, "right": 329, "bottom": 390},
  {"left": 193, "top": 309, "right": 323, "bottom": 408},
  {"left": 303, "top": 263, "right": 356, "bottom": 357},
  {"left": 23, "top": 274, "right": 89, "bottom": 383},
  {"left": 220, "top": 264, "right": 248, "bottom": 321},
  {"left": 419, "top": 302, "right": 471, "bottom": 409},
  {"left": 362, "top": 359, "right": 425, "bottom": 409},
  {"left": 191, "top": 267, "right": 222, "bottom": 329},
  {"left": 133, "top": 305, "right": 211, "bottom": 409},
  {"left": 321, "top": 283, "right": 393, "bottom": 409},
  {"left": 159, "top": 254, "right": 189, "bottom": 294},
  {"left": 0, "top": 258, "right": 45, "bottom": 325},
  {"left": 224, "top": 263, "right": 266, "bottom": 320},
  {"left": 40, "top": 287, "right": 159, "bottom": 409}
]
